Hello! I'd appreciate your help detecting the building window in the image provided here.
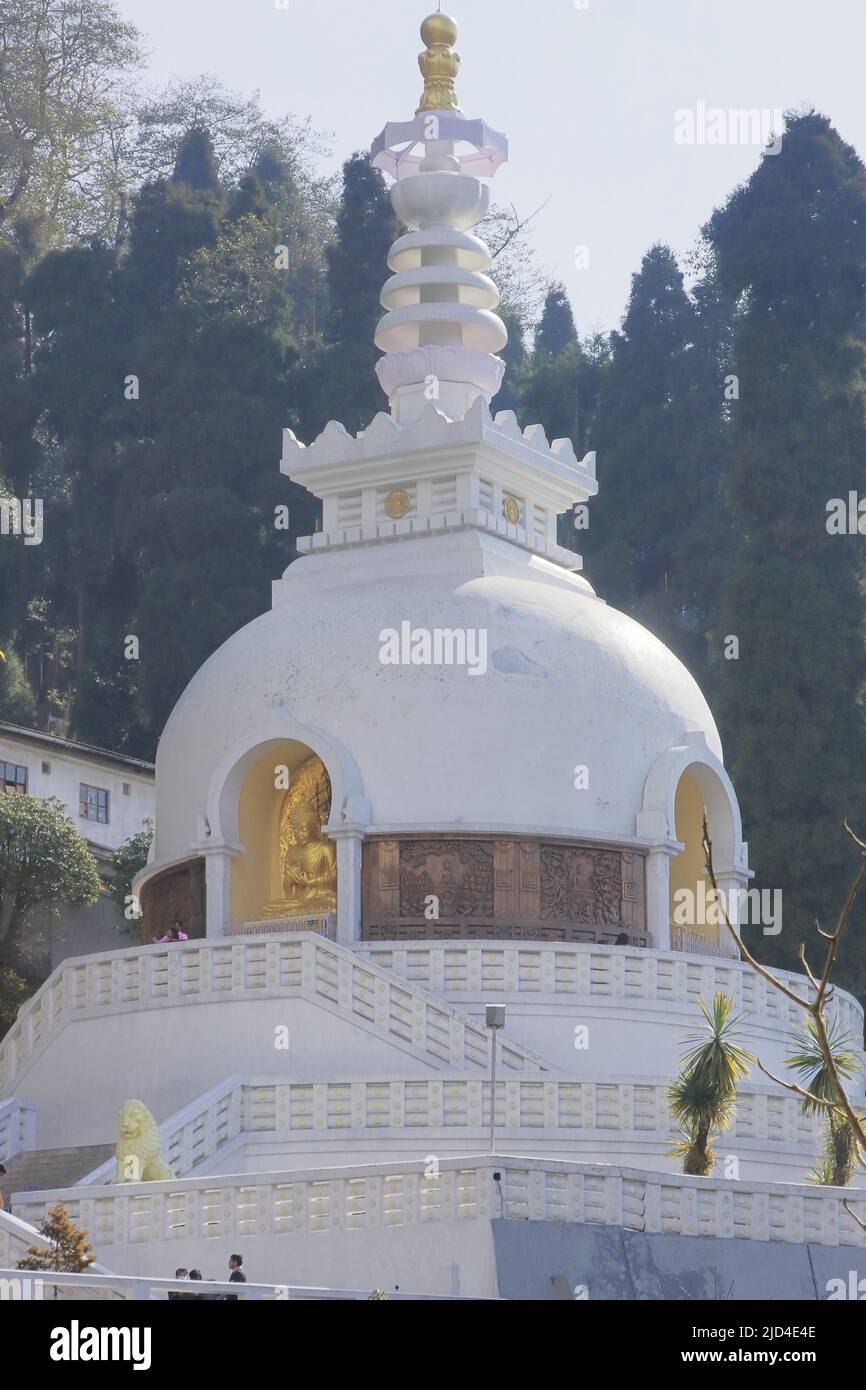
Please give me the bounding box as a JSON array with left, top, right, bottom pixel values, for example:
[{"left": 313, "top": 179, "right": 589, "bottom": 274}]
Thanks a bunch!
[
  {"left": 1, "top": 762, "right": 27, "bottom": 794},
  {"left": 41, "top": 760, "right": 51, "bottom": 774},
  {"left": 122, "top": 782, "right": 131, "bottom": 796},
  {"left": 80, "top": 783, "right": 109, "bottom": 824}
]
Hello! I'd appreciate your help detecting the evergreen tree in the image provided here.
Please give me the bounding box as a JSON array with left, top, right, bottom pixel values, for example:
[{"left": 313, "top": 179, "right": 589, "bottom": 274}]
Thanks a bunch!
[
  {"left": 0, "top": 246, "right": 41, "bottom": 495},
  {"left": 520, "top": 341, "right": 604, "bottom": 455},
  {"left": 324, "top": 154, "right": 396, "bottom": 348},
  {"left": 535, "top": 284, "right": 577, "bottom": 360},
  {"left": 581, "top": 245, "right": 732, "bottom": 684},
  {"left": 0, "top": 648, "right": 37, "bottom": 725},
  {"left": 295, "top": 153, "right": 398, "bottom": 438},
  {"left": 17, "top": 1201, "right": 95, "bottom": 1273},
  {"left": 26, "top": 239, "right": 148, "bottom": 746},
  {"left": 706, "top": 111, "right": 866, "bottom": 984},
  {"left": 172, "top": 126, "right": 222, "bottom": 194},
  {"left": 228, "top": 171, "right": 270, "bottom": 223}
]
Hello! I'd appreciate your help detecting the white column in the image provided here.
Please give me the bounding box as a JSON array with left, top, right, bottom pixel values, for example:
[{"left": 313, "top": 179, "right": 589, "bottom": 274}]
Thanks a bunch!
[
  {"left": 328, "top": 828, "right": 365, "bottom": 944},
  {"left": 203, "top": 849, "right": 235, "bottom": 939},
  {"left": 644, "top": 843, "right": 679, "bottom": 952}
]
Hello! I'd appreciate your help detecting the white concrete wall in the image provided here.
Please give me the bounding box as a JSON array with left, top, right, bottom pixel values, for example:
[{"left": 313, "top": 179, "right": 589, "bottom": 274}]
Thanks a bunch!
[
  {"left": 440, "top": 995, "right": 837, "bottom": 1091},
  {"left": 73, "top": 1217, "right": 498, "bottom": 1297},
  {"left": 0, "top": 733, "right": 154, "bottom": 853},
  {"left": 12, "top": 997, "right": 442, "bottom": 1149}
]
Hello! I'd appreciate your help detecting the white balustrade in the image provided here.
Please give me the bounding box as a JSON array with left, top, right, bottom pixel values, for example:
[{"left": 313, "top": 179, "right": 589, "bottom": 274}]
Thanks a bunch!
[
  {"left": 67, "top": 1071, "right": 832, "bottom": 1191},
  {"left": 0, "top": 934, "right": 541, "bottom": 1094},
  {"left": 0, "top": 1098, "right": 36, "bottom": 1162},
  {"left": 355, "top": 941, "right": 864, "bottom": 1040},
  {"left": 14, "top": 1156, "right": 866, "bottom": 1252}
]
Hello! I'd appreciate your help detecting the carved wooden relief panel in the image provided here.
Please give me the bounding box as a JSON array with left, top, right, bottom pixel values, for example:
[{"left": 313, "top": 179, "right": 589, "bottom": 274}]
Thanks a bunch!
[
  {"left": 362, "top": 838, "right": 646, "bottom": 943},
  {"left": 139, "top": 857, "right": 205, "bottom": 942},
  {"left": 399, "top": 840, "right": 494, "bottom": 918}
]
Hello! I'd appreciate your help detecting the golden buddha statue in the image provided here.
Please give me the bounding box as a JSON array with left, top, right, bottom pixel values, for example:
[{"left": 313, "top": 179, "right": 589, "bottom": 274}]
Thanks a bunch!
[{"left": 273, "top": 754, "right": 337, "bottom": 918}]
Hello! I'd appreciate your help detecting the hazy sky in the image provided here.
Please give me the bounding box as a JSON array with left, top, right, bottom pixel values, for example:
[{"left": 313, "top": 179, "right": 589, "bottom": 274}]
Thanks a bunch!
[{"left": 114, "top": 0, "right": 866, "bottom": 332}]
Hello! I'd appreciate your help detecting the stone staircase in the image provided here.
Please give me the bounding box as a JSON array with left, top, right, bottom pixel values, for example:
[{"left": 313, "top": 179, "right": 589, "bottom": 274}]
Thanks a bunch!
[{"left": 4, "top": 1144, "right": 114, "bottom": 1198}]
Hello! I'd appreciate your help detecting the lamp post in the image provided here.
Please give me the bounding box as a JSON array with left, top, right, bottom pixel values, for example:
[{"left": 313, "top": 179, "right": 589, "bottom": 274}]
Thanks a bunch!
[{"left": 485, "top": 1005, "right": 506, "bottom": 1154}]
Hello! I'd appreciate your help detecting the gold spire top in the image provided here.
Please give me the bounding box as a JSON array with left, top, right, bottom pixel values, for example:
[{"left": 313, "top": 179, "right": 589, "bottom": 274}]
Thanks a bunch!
[{"left": 417, "top": 12, "right": 462, "bottom": 115}]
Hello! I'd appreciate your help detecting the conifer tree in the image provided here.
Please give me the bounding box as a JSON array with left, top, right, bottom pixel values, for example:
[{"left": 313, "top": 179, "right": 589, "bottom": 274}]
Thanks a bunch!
[
  {"left": 534, "top": 284, "right": 577, "bottom": 360},
  {"left": 324, "top": 154, "right": 396, "bottom": 349},
  {"left": 706, "top": 111, "right": 866, "bottom": 982},
  {"left": 581, "top": 245, "right": 732, "bottom": 685},
  {"left": 294, "top": 153, "right": 398, "bottom": 437},
  {"left": 17, "top": 1201, "right": 95, "bottom": 1273},
  {"left": 172, "top": 126, "right": 222, "bottom": 194}
]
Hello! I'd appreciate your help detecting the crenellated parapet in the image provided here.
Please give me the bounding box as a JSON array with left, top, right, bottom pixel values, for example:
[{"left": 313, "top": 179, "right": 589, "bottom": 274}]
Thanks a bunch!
[{"left": 280, "top": 394, "right": 597, "bottom": 570}]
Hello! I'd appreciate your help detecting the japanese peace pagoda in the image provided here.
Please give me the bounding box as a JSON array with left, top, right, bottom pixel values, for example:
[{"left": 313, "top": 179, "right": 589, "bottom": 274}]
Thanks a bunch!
[{"left": 1, "top": 12, "right": 863, "bottom": 1301}]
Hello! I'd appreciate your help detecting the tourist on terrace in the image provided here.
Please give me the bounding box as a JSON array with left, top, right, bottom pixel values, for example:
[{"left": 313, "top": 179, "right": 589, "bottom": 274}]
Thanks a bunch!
[
  {"left": 224, "top": 1253, "right": 247, "bottom": 1300},
  {"left": 153, "top": 919, "right": 189, "bottom": 944}
]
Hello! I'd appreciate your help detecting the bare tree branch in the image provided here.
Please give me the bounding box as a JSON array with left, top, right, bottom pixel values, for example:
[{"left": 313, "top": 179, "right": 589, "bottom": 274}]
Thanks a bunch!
[
  {"left": 703, "top": 815, "right": 866, "bottom": 1197},
  {"left": 487, "top": 195, "right": 552, "bottom": 262},
  {"left": 843, "top": 1199, "right": 866, "bottom": 1235}
]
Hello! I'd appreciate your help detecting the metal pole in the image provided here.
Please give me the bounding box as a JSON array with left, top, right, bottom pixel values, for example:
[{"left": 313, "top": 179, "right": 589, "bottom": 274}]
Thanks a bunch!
[
  {"left": 489, "top": 1029, "right": 497, "bottom": 1155},
  {"left": 485, "top": 1005, "right": 505, "bottom": 1155}
]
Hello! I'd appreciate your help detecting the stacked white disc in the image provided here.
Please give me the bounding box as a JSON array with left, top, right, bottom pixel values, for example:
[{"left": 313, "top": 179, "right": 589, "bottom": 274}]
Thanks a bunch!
[{"left": 371, "top": 96, "right": 510, "bottom": 420}]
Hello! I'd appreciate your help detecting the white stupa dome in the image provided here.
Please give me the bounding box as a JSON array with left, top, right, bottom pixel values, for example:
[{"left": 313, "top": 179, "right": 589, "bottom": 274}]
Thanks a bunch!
[{"left": 153, "top": 533, "right": 720, "bottom": 864}]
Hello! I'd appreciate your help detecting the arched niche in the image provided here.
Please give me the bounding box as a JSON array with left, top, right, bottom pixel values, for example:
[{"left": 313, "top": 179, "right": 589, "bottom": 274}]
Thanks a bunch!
[
  {"left": 669, "top": 770, "right": 715, "bottom": 947},
  {"left": 205, "top": 721, "right": 368, "bottom": 849},
  {"left": 229, "top": 740, "right": 334, "bottom": 928},
  {"left": 641, "top": 735, "right": 747, "bottom": 953},
  {"left": 200, "top": 720, "right": 369, "bottom": 942}
]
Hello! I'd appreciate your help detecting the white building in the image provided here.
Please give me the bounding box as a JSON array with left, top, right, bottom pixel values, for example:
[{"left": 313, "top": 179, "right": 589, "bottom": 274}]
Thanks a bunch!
[
  {"left": 0, "top": 720, "right": 155, "bottom": 968},
  {"left": 1, "top": 13, "right": 864, "bottom": 1301}
]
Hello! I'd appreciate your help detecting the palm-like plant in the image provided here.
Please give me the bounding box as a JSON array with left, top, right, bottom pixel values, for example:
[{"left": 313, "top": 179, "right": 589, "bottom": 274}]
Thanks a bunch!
[
  {"left": 669, "top": 993, "right": 754, "bottom": 1176},
  {"left": 785, "top": 1018, "right": 863, "bottom": 1187}
]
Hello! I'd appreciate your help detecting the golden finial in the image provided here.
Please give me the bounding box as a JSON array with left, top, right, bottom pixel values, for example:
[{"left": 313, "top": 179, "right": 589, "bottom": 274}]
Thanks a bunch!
[{"left": 417, "top": 12, "right": 461, "bottom": 115}]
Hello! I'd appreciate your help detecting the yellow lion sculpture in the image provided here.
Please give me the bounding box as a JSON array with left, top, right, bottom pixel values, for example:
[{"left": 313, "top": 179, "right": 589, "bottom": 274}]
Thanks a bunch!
[{"left": 115, "top": 1099, "right": 175, "bottom": 1183}]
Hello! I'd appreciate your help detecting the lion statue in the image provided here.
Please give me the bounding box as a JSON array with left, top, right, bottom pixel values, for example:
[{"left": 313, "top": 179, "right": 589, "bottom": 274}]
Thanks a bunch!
[{"left": 115, "top": 1099, "right": 175, "bottom": 1183}]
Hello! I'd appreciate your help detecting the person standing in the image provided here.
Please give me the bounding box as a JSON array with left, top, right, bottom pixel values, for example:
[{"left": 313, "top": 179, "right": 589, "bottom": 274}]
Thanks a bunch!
[{"left": 225, "top": 1254, "right": 247, "bottom": 1300}]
